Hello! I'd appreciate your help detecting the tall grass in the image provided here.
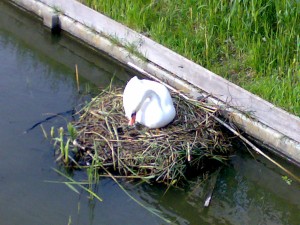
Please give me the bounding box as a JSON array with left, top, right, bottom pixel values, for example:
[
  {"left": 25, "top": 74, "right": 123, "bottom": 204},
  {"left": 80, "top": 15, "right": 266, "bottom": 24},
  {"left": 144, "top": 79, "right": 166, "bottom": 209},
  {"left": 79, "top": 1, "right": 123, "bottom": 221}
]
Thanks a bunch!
[{"left": 82, "top": 0, "right": 299, "bottom": 116}]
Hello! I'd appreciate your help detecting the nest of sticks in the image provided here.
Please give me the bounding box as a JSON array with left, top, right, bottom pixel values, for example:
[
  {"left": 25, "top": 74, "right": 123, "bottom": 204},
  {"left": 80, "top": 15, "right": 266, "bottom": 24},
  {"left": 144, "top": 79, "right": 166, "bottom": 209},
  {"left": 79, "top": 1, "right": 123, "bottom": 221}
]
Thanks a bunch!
[{"left": 67, "top": 87, "right": 232, "bottom": 184}]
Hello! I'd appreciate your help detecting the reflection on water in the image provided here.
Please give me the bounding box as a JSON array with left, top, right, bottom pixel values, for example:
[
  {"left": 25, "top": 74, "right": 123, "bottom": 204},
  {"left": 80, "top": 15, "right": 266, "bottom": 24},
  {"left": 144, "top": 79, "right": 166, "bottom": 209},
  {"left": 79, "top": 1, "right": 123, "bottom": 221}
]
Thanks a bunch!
[
  {"left": 131, "top": 151, "right": 300, "bottom": 225},
  {"left": 0, "top": 1, "right": 299, "bottom": 225}
]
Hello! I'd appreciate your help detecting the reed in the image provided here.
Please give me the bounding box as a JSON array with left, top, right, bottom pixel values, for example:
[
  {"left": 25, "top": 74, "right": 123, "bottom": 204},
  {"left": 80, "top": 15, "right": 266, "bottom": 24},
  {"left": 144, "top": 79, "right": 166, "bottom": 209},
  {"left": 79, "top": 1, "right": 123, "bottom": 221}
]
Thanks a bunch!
[
  {"left": 52, "top": 124, "right": 78, "bottom": 164},
  {"left": 53, "top": 87, "right": 232, "bottom": 184}
]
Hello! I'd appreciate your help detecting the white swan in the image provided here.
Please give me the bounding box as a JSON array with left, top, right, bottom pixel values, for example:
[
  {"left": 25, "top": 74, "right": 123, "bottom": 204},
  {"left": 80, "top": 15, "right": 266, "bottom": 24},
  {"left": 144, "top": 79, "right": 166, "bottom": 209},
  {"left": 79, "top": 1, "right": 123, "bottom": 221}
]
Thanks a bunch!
[{"left": 123, "top": 76, "right": 176, "bottom": 129}]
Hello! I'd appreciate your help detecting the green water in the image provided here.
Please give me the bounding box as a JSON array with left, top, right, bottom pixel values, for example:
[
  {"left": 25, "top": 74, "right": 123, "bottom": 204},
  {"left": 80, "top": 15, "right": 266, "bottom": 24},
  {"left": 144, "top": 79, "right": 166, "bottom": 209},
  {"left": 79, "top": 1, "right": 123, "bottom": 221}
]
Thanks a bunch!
[{"left": 0, "top": 1, "right": 299, "bottom": 225}]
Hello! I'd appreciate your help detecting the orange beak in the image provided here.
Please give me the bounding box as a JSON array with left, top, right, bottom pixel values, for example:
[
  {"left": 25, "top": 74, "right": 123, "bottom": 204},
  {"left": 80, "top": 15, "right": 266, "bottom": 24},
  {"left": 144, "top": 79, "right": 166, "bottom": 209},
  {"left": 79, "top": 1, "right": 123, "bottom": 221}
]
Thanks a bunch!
[{"left": 128, "top": 113, "right": 136, "bottom": 126}]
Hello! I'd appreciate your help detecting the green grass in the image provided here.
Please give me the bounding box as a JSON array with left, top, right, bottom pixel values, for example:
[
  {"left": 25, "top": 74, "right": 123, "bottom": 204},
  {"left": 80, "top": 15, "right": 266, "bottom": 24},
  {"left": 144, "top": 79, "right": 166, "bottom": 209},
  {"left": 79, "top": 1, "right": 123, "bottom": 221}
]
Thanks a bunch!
[{"left": 80, "top": 0, "right": 299, "bottom": 116}]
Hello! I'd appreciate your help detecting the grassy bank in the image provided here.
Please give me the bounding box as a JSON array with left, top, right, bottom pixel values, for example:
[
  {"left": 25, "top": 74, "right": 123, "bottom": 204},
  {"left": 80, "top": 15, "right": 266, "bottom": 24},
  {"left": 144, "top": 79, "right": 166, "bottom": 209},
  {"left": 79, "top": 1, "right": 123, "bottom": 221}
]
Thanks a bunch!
[{"left": 81, "top": 0, "right": 299, "bottom": 116}]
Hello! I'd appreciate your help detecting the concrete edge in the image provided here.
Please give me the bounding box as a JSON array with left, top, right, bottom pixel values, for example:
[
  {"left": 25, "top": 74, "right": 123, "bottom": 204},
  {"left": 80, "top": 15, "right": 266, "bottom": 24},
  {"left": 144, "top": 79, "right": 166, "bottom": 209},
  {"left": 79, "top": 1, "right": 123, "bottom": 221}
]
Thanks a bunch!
[{"left": 8, "top": 0, "right": 300, "bottom": 166}]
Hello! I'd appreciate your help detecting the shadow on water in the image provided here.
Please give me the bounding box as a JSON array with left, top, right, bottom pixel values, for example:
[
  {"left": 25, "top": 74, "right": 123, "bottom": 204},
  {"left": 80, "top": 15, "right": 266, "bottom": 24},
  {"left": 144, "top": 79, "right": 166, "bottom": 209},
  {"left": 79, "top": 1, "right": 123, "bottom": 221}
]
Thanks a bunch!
[{"left": 0, "top": 1, "right": 299, "bottom": 225}]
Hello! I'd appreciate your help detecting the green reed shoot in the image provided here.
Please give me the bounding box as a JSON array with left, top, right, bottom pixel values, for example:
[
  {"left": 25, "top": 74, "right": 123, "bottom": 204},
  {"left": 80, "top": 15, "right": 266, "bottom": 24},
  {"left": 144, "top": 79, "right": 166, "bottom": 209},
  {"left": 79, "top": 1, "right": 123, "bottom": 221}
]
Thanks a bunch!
[
  {"left": 51, "top": 127, "right": 71, "bottom": 164},
  {"left": 67, "top": 122, "right": 78, "bottom": 141}
]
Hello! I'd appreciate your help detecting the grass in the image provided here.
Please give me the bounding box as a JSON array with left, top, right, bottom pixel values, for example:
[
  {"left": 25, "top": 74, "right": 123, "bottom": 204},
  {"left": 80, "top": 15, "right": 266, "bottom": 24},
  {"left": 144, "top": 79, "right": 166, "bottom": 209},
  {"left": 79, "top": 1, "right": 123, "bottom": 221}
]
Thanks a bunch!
[{"left": 80, "top": 0, "right": 299, "bottom": 116}]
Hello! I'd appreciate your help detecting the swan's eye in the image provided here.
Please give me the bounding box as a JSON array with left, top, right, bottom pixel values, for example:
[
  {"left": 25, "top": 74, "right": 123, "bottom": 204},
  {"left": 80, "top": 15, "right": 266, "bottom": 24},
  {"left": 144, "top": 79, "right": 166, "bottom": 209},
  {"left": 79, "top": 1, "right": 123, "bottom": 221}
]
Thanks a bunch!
[{"left": 131, "top": 112, "right": 136, "bottom": 118}]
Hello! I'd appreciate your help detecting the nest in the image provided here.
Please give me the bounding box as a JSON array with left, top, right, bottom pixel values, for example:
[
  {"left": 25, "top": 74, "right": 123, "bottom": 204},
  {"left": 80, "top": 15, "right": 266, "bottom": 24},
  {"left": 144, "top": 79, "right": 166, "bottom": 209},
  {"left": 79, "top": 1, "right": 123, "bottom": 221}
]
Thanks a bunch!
[{"left": 68, "top": 87, "right": 232, "bottom": 184}]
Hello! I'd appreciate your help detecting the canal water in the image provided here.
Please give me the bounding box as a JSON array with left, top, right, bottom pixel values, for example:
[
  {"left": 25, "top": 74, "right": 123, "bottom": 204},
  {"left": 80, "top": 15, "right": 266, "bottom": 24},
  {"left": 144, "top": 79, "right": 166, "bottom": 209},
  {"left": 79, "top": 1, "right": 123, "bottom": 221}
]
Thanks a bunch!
[{"left": 1, "top": 2, "right": 300, "bottom": 225}]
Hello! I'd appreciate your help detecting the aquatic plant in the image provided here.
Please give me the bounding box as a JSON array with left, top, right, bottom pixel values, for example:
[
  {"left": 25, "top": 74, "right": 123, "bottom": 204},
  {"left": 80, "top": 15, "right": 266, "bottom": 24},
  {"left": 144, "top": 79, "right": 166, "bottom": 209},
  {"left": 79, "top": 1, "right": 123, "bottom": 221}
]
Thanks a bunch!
[{"left": 51, "top": 124, "right": 77, "bottom": 164}]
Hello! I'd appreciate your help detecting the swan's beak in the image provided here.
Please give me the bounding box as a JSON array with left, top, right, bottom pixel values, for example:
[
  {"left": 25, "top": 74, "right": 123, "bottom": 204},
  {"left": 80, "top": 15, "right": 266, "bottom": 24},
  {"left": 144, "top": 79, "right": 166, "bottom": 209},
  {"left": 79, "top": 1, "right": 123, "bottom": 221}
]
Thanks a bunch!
[{"left": 128, "top": 113, "right": 136, "bottom": 126}]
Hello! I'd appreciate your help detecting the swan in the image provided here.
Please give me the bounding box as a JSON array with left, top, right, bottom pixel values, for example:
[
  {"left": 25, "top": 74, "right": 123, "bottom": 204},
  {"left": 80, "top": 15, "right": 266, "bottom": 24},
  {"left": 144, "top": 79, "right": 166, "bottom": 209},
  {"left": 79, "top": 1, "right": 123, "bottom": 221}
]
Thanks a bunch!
[{"left": 123, "top": 76, "right": 176, "bottom": 129}]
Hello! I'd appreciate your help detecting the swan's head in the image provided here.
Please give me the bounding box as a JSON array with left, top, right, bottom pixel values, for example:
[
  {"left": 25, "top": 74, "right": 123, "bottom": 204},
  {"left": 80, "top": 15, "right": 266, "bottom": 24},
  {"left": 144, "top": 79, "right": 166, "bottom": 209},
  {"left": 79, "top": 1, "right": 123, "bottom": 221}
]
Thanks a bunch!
[
  {"left": 128, "top": 112, "right": 137, "bottom": 126},
  {"left": 124, "top": 92, "right": 149, "bottom": 126},
  {"left": 123, "top": 76, "right": 145, "bottom": 125}
]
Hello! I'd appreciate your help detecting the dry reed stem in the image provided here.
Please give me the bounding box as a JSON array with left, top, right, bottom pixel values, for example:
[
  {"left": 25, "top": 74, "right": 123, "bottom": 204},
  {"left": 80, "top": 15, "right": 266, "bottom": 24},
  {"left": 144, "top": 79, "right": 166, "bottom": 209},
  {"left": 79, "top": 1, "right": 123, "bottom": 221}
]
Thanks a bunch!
[{"left": 71, "top": 87, "right": 232, "bottom": 184}]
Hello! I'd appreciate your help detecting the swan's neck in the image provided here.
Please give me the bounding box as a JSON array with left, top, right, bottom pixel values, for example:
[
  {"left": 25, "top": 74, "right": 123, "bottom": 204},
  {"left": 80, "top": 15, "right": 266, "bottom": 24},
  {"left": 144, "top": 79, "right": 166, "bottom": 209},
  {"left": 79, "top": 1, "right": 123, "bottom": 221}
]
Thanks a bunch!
[{"left": 135, "top": 89, "right": 161, "bottom": 112}]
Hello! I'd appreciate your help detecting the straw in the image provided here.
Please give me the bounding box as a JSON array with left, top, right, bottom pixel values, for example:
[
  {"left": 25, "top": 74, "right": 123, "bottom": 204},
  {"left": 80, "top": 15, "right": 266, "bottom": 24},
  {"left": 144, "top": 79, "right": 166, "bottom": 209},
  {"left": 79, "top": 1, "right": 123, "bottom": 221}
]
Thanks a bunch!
[{"left": 67, "top": 87, "right": 232, "bottom": 184}]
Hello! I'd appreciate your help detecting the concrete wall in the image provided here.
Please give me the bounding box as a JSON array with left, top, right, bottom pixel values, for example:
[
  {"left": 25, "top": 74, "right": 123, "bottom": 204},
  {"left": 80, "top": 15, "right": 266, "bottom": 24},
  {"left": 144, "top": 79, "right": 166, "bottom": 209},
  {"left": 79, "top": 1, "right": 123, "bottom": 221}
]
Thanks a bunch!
[{"left": 8, "top": 0, "right": 300, "bottom": 165}]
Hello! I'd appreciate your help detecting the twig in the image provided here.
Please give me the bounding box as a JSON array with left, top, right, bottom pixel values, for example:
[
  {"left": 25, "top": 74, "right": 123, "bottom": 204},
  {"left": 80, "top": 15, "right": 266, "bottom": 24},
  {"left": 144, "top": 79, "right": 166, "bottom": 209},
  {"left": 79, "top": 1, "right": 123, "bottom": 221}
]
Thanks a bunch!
[
  {"left": 211, "top": 114, "right": 300, "bottom": 183},
  {"left": 204, "top": 168, "right": 221, "bottom": 207},
  {"left": 68, "top": 86, "right": 231, "bottom": 184},
  {"left": 24, "top": 109, "right": 75, "bottom": 133},
  {"left": 75, "top": 64, "right": 79, "bottom": 92}
]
